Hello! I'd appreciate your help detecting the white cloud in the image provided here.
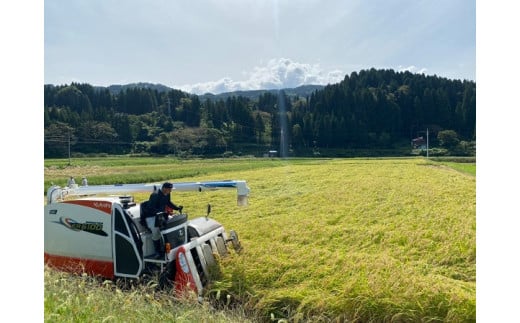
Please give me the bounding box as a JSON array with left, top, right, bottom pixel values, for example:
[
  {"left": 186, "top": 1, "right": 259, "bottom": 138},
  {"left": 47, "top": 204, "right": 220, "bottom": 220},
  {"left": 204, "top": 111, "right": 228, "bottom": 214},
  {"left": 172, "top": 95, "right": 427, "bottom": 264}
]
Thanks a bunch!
[
  {"left": 397, "top": 65, "right": 428, "bottom": 75},
  {"left": 177, "top": 58, "right": 345, "bottom": 95}
]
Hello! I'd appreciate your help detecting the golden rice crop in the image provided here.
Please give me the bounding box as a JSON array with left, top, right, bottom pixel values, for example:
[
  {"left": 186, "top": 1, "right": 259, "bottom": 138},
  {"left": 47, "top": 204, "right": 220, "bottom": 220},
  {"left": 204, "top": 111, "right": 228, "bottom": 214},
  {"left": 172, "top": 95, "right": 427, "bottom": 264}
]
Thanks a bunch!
[
  {"left": 173, "top": 158, "right": 475, "bottom": 321},
  {"left": 45, "top": 157, "right": 475, "bottom": 322}
]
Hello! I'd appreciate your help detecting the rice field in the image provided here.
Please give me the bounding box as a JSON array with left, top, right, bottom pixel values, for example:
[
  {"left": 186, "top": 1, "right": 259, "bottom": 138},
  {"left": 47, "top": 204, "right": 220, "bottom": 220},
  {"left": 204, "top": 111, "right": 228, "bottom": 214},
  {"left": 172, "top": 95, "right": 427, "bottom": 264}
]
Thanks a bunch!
[{"left": 44, "top": 157, "right": 476, "bottom": 322}]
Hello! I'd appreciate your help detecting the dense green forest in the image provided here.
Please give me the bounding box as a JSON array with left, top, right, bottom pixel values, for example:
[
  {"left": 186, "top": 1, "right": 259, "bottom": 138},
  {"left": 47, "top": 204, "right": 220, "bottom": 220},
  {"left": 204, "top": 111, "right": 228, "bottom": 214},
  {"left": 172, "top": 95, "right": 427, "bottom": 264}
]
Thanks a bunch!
[{"left": 44, "top": 68, "right": 476, "bottom": 158}]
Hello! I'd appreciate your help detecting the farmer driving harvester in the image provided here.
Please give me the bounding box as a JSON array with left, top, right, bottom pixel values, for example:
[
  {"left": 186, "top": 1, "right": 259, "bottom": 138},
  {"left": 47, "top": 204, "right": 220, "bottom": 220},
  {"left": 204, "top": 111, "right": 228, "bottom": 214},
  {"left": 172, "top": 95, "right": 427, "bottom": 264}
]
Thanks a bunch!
[{"left": 141, "top": 182, "right": 183, "bottom": 258}]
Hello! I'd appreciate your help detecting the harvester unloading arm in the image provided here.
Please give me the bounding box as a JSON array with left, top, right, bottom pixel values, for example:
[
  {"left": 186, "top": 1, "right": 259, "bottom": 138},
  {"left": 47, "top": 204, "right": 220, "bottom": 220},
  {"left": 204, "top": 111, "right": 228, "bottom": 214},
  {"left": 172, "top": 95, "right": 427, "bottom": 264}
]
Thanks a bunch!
[{"left": 46, "top": 180, "right": 250, "bottom": 205}]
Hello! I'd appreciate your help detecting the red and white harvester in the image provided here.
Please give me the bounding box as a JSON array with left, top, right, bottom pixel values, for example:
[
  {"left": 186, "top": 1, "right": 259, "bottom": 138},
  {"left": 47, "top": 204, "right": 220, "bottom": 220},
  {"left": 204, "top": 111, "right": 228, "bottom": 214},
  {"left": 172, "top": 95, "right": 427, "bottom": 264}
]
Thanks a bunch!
[{"left": 44, "top": 180, "right": 249, "bottom": 298}]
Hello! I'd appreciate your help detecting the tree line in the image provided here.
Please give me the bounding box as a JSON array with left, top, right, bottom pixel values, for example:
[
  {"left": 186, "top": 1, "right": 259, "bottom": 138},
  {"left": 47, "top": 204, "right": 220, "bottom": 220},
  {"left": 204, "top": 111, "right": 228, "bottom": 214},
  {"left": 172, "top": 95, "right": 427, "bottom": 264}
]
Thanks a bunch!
[{"left": 44, "top": 68, "right": 476, "bottom": 158}]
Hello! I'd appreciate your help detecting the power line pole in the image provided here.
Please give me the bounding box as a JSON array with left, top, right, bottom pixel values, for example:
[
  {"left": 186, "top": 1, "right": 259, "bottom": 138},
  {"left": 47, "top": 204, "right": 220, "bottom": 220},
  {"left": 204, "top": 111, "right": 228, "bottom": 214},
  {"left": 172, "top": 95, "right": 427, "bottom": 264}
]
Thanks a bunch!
[
  {"left": 426, "top": 128, "right": 429, "bottom": 158},
  {"left": 68, "top": 131, "right": 71, "bottom": 165}
]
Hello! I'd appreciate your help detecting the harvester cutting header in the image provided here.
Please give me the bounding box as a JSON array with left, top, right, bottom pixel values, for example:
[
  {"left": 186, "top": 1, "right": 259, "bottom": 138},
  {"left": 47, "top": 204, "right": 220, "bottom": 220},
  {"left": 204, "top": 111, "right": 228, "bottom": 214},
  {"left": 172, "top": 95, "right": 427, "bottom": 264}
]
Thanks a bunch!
[{"left": 44, "top": 179, "right": 250, "bottom": 298}]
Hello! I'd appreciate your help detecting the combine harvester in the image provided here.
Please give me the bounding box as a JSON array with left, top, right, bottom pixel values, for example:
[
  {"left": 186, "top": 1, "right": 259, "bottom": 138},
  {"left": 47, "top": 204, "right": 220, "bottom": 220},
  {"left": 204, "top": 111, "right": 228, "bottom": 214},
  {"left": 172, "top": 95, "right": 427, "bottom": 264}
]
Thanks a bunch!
[{"left": 44, "top": 179, "right": 250, "bottom": 298}]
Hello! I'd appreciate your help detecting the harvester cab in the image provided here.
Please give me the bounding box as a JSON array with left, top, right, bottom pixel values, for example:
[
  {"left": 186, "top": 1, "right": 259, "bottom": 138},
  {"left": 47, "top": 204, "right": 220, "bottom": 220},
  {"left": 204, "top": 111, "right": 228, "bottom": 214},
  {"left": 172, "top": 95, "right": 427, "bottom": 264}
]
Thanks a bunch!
[{"left": 44, "top": 180, "right": 249, "bottom": 298}]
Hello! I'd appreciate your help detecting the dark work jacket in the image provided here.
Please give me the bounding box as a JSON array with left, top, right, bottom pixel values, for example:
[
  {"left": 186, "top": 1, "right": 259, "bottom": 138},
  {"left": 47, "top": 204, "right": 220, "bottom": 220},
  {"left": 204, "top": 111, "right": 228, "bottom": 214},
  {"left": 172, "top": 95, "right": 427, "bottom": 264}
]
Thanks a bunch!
[{"left": 145, "top": 190, "right": 181, "bottom": 218}]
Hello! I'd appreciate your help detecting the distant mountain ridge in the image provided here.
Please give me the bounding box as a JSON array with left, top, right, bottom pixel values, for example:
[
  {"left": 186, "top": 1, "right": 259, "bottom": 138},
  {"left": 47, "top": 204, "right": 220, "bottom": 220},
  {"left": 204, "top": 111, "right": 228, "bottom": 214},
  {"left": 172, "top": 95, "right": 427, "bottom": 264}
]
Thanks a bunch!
[
  {"left": 198, "top": 84, "right": 325, "bottom": 101},
  {"left": 102, "top": 82, "right": 173, "bottom": 95},
  {"left": 98, "top": 82, "right": 325, "bottom": 100}
]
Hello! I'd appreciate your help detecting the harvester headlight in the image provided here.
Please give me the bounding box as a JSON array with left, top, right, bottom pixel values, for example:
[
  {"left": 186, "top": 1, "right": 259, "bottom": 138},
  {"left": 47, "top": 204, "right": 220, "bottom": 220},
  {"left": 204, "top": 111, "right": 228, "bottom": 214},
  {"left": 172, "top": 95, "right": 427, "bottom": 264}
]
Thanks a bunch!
[{"left": 178, "top": 252, "right": 189, "bottom": 273}]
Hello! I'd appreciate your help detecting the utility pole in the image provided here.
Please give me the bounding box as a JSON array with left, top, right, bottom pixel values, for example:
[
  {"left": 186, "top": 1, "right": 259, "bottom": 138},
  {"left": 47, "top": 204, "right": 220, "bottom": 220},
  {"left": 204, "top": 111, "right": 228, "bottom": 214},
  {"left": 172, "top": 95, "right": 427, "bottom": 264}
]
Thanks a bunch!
[
  {"left": 68, "top": 131, "right": 71, "bottom": 165},
  {"left": 426, "top": 128, "right": 429, "bottom": 158}
]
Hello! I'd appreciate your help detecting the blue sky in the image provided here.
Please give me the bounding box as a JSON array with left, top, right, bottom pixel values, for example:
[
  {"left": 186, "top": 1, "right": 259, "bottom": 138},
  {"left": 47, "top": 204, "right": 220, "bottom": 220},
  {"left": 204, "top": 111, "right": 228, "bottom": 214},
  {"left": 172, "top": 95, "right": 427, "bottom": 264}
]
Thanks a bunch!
[{"left": 44, "top": 0, "right": 476, "bottom": 94}]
